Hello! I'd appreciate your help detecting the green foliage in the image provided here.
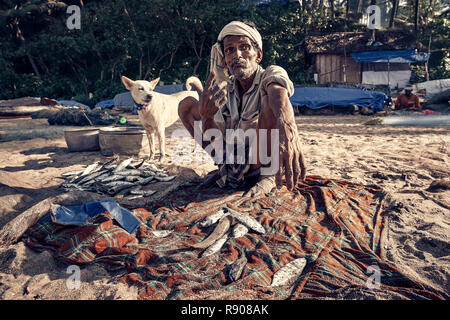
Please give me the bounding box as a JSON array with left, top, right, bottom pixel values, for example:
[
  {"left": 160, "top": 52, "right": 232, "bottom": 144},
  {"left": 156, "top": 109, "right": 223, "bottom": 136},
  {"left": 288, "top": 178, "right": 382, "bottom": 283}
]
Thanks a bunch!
[{"left": 0, "top": 0, "right": 448, "bottom": 103}]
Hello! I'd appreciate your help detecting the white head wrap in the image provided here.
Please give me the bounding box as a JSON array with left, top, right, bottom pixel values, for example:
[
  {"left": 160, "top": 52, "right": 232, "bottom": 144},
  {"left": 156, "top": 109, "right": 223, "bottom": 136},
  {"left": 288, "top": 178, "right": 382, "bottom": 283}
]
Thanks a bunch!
[{"left": 210, "top": 21, "right": 263, "bottom": 84}]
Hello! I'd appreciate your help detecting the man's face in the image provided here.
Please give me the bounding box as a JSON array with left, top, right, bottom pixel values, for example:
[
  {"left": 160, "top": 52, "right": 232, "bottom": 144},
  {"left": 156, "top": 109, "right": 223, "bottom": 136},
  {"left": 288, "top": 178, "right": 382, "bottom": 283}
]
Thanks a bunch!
[
  {"left": 223, "top": 35, "right": 262, "bottom": 80},
  {"left": 405, "top": 89, "right": 412, "bottom": 97}
]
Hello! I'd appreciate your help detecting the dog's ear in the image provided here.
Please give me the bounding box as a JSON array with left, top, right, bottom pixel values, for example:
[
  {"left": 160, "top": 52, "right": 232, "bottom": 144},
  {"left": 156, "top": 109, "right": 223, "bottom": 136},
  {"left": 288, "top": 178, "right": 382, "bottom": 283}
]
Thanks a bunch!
[
  {"left": 121, "top": 76, "right": 134, "bottom": 90},
  {"left": 149, "top": 77, "right": 160, "bottom": 90}
]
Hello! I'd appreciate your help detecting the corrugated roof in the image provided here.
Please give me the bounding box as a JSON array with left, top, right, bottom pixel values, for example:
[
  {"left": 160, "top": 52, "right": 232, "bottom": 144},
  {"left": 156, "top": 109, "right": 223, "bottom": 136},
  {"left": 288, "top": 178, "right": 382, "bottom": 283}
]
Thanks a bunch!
[{"left": 305, "top": 30, "right": 419, "bottom": 54}]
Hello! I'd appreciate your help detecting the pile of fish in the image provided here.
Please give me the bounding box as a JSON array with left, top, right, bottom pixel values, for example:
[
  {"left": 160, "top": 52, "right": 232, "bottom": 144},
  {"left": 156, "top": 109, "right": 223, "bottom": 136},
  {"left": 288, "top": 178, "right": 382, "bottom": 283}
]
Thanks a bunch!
[
  {"left": 193, "top": 205, "right": 307, "bottom": 286},
  {"left": 59, "top": 157, "right": 176, "bottom": 200}
]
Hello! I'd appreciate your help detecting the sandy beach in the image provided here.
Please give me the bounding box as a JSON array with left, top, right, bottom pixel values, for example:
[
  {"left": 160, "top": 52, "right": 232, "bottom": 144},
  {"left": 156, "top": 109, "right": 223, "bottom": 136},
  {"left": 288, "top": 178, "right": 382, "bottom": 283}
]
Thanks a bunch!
[{"left": 0, "top": 114, "right": 448, "bottom": 300}]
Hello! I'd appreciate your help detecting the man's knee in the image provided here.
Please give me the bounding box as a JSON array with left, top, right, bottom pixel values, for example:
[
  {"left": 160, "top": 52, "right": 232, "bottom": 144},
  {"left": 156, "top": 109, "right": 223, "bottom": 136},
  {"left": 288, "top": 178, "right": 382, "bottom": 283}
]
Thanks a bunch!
[{"left": 178, "top": 96, "right": 198, "bottom": 121}]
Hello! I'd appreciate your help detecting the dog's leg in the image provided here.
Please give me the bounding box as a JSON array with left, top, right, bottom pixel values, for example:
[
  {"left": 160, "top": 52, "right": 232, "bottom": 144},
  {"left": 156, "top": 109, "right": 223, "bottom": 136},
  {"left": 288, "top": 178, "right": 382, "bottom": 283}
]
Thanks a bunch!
[
  {"left": 146, "top": 130, "right": 156, "bottom": 160},
  {"left": 157, "top": 126, "right": 166, "bottom": 162}
]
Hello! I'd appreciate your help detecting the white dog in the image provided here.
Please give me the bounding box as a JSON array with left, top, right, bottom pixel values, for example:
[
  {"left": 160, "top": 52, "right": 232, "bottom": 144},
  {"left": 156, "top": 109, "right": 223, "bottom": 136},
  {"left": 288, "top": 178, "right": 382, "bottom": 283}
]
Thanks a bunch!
[{"left": 121, "top": 75, "right": 202, "bottom": 161}]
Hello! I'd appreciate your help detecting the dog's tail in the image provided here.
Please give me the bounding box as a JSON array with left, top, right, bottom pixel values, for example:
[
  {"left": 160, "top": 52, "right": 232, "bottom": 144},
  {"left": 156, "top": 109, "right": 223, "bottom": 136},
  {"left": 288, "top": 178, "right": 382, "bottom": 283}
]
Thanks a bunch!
[{"left": 186, "top": 76, "right": 203, "bottom": 95}]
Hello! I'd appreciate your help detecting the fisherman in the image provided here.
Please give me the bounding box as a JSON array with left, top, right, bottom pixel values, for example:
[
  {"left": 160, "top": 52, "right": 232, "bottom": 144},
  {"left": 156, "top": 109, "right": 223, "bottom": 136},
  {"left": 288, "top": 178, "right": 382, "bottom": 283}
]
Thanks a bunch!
[
  {"left": 394, "top": 85, "right": 421, "bottom": 111},
  {"left": 178, "top": 21, "right": 306, "bottom": 196}
]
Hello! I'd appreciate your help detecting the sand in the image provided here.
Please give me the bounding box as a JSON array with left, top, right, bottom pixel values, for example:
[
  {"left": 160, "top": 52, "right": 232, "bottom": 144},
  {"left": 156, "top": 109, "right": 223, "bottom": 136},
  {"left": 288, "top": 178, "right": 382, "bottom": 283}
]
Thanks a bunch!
[{"left": 0, "top": 114, "right": 448, "bottom": 300}]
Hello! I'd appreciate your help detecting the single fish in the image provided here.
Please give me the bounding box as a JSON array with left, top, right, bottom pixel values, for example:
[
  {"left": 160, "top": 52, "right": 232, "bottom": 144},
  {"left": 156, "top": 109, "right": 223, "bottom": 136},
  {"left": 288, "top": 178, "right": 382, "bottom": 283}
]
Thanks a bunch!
[
  {"left": 113, "top": 158, "right": 134, "bottom": 173},
  {"left": 232, "top": 224, "right": 248, "bottom": 238},
  {"left": 139, "top": 170, "right": 156, "bottom": 178},
  {"left": 224, "top": 206, "right": 265, "bottom": 234},
  {"left": 137, "top": 176, "right": 155, "bottom": 185},
  {"left": 228, "top": 249, "right": 247, "bottom": 282},
  {"left": 93, "top": 172, "right": 110, "bottom": 182},
  {"left": 101, "top": 174, "right": 126, "bottom": 183},
  {"left": 80, "top": 162, "right": 100, "bottom": 176},
  {"left": 77, "top": 170, "right": 109, "bottom": 185},
  {"left": 128, "top": 159, "right": 145, "bottom": 169},
  {"left": 151, "top": 230, "right": 173, "bottom": 238},
  {"left": 125, "top": 195, "right": 144, "bottom": 200},
  {"left": 155, "top": 172, "right": 169, "bottom": 178},
  {"left": 125, "top": 175, "right": 140, "bottom": 183},
  {"left": 129, "top": 186, "right": 144, "bottom": 195},
  {"left": 201, "top": 234, "right": 228, "bottom": 258},
  {"left": 105, "top": 181, "right": 135, "bottom": 195},
  {"left": 115, "top": 169, "right": 143, "bottom": 176},
  {"left": 154, "top": 175, "right": 176, "bottom": 182},
  {"left": 192, "top": 215, "right": 232, "bottom": 249},
  {"left": 98, "top": 158, "right": 117, "bottom": 171},
  {"left": 271, "top": 258, "right": 307, "bottom": 287},
  {"left": 142, "top": 162, "right": 162, "bottom": 172},
  {"left": 61, "top": 170, "right": 83, "bottom": 177},
  {"left": 199, "top": 209, "right": 228, "bottom": 227},
  {"left": 144, "top": 190, "right": 157, "bottom": 197}
]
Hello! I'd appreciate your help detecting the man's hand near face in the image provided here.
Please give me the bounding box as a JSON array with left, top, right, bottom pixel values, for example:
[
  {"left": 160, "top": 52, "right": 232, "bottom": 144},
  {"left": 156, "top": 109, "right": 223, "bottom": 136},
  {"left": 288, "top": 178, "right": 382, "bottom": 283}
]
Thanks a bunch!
[{"left": 199, "top": 72, "right": 228, "bottom": 132}]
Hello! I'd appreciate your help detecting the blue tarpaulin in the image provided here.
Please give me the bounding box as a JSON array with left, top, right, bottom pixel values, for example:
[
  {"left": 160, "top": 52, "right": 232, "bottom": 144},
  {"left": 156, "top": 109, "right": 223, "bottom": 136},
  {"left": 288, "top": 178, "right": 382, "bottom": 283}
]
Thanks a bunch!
[
  {"left": 289, "top": 87, "right": 389, "bottom": 112},
  {"left": 50, "top": 200, "right": 141, "bottom": 234},
  {"left": 351, "top": 49, "right": 431, "bottom": 63},
  {"left": 94, "top": 99, "right": 115, "bottom": 109}
]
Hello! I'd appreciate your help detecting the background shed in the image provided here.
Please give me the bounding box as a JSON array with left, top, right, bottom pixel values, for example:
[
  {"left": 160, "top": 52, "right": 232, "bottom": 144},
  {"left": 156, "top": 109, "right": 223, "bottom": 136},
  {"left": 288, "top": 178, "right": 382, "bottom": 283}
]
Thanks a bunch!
[{"left": 305, "top": 30, "right": 420, "bottom": 88}]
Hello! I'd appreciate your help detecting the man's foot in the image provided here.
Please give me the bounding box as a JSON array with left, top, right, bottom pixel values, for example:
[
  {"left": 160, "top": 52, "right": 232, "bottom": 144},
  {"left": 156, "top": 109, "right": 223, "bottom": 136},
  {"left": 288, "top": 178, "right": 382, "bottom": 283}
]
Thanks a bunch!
[
  {"left": 243, "top": 175, "right": 276, "bottom": 197},
  {"left": 200, "top": 170, "right": 219, "bottom": 187}
]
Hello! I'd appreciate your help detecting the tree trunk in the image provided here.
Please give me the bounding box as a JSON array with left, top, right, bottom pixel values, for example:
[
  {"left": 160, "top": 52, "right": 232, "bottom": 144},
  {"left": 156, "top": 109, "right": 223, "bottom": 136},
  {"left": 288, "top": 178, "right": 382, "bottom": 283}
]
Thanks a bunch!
[
  {"left": 389, "top": 0, "right": 399, "bottom": 28},
  {"left": 425, "top": 34, "right": 432, "bottom": 81},
  {"left": 11, "top": 18, "right": 41, "bottom": 79},
  {"left": 330, "top": 0, "right": 335, "bottom": 19},
  {"left": 356, "top": 0, "right": 363, "bottom": 13},
  {"left": 414, "top": 0, "right": 420, "bottom": 30},
  {"left": 122, "top": 1, "right": 144, "bottom": 79}
]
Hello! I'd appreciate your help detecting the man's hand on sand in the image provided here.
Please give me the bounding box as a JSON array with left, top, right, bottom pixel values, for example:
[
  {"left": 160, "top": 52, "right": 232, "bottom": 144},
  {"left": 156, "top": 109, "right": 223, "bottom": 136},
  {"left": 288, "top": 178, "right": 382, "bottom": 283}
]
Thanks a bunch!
[{"left": 199, "top": 72, "right": 228, "bottom": 120}]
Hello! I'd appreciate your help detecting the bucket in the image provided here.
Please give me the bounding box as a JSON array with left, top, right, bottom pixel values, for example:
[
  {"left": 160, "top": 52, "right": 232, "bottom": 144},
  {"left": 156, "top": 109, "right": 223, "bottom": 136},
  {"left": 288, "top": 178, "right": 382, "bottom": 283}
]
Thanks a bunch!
[
  {"left": 99, "top": 127, "right": 149, "bottom": 156},
  {"left": 64, "top": 128, "right": 100, "bottom": 152}
]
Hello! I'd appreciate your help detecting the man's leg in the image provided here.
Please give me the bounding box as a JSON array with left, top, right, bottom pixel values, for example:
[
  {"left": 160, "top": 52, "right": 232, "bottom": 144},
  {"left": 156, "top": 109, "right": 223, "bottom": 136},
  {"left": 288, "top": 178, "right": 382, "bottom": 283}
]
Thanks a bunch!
[
  {"left": 178, "top": 97, "right": 220, "bottom": 185},
  {"left": 245, "top": 98, "right": 277, "bottom": 196},
  {"left": 178, "top": 96, "right": 211, "bottom": 150}
]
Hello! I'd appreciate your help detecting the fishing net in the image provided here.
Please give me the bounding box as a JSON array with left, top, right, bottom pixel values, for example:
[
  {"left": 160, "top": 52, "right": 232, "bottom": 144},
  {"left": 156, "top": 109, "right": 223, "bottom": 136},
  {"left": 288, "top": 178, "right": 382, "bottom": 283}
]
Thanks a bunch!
[{"left": 24, "top": 176, "right": 448, "bottom": 300}]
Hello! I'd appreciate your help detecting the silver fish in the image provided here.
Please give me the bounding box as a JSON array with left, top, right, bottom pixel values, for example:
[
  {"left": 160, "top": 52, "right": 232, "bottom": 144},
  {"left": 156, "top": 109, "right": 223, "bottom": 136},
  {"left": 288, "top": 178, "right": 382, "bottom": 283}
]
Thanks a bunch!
[
  {"left": 144, "top": 190, "right": 157, "bottom": 197},
  {"left": 155, "top": 172, "right": 169, "bottom": 178},
  {"left": 115, "top": 169, "right": 143, "bottom": 176},
  {"left": 154, "top": 175, "right": 176, "bottom": 182},
  {"left": 125, "top": 176, "right": 140, "bottom": 183},
  {"left": 151, "top": 230, "right": 173, "bottom": 238},
  {"left": 93, "top": 172, "right": 110, "bottom": 181},
  {"left": 80, "top": 162, "right": 100, "bottom": 176},
  {"left": 105, "top": 181, "right": 135, "bottom": 195},
  {"left": 129, "top": 186, "right": 144, "bottom": 195},
  {"left": 137, "top": 176, "right": 155, "bottom": 185},
  {"left": 201, "top": 234, "right": 228, "bottom": 258},
  {"left": 192, "top": 215, "right": 232, "bottom": 249},
  {"left": 199, "top": 209, "right": 228, "bottom": 227},
  {"left": 139, "top": 170, "right": 156, "bottom": 178},
  {"left": 271, "top": 258, "right": 307, "bottom": 287},
  {"left": 77, "top": 170, "right": 109, "bottom": 185},
  {"left": 232, "top": 224, "right": 248, "bottom": 238},
  {"left": 128, "top": 159, "right": 145, "bottom": 169},
  {"left": 224, "top": 206, "right": 265, "bottom": 234},
  {"left": 142, "top": 162, "right": 162, "bottom": 172},
  {"left": 61, "top": 170, "right": 83, "bottom": 177},
  {"left": 125, "top": 195, "right": 144, "bottom": 200},
  {"left": 101, "top": 175, "right": 126, "bottom": 183},
  {"left": 229, "top": 249, "right": 247, "bottom": 282},
  {"left": 113, "top": 158, "right": 134, "bottom": 172}
]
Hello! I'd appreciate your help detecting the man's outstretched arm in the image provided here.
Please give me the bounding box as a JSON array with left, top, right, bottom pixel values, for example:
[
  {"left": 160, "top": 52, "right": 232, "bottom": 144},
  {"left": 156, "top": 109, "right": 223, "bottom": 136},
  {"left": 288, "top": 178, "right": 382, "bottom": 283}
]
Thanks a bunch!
[{"left": 266, "top": 83, "right": 306, "bottom": 190}]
